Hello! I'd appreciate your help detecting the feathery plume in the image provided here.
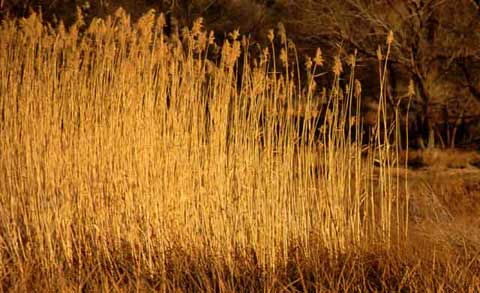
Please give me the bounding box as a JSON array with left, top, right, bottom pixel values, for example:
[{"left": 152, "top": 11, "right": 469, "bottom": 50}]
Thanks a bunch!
[
  {"left": 333, "top": 55, "right": 343, "bottom": 75},
  {"left": 387, "top": 30, "right": 394, "bottom": 46},
  {"left": 314, "top": 48, "right": 324, "bottom": 66},
  {"left": 267, "top": 29, "right": 274, "bottom": 42}
]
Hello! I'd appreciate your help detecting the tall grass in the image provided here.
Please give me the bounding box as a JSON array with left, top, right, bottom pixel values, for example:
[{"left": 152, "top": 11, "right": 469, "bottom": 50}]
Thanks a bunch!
[{"left": 3, "top": 8, "right": 474, "bottom": 291}]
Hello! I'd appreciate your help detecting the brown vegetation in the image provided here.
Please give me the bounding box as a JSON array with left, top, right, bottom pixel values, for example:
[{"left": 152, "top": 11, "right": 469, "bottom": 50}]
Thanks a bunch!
[
  {"left": 0, "top": 6, "right": 479, "bottom": 292},
  {"left": 2, "top": 0, "right": 479, "bottom": 149}
]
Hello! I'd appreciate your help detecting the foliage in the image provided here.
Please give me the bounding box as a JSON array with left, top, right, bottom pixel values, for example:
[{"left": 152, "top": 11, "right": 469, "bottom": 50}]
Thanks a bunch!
[
  {"left": 0, "top": 9, "right": 412, "bottom": 290},
  {"left": 0, "top": 6, "right": 479, "bottom": 291},
  {"left": 1, "top": 0, "right": 480, "bottom": 148}
]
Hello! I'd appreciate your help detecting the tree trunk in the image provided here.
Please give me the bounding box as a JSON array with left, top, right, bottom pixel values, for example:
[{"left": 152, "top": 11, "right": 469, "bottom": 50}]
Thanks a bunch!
[
  {"left": 427, "top": 119, "right": 435, "bottom": 149},
  {"left": 412, "top": 74, "right": 435, "bottom": 149}
]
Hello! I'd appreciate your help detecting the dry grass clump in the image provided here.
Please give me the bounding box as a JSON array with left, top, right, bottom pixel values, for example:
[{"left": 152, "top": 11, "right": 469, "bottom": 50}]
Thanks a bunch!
[
  {"left": 0, "top": 9, "right": 478, "bottom": 291},
  {"left": 404, "top": 148, "right": 480, "bottom": 170},
  {"left": 408, "top": 168, "right": 480, "bottom": 220}
]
